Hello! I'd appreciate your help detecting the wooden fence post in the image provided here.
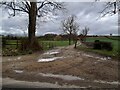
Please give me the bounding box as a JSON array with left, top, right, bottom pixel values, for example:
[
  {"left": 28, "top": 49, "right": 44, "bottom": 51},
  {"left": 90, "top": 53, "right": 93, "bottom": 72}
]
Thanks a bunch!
[
  {"left": 2, "top": 38, "right": 6, "bottom": 48},
  {"left": 16, "top": 40, "right": 18, "bottom": 49},
  {"left": 49, "top": 42, "right": 51, "bottom": 49}
]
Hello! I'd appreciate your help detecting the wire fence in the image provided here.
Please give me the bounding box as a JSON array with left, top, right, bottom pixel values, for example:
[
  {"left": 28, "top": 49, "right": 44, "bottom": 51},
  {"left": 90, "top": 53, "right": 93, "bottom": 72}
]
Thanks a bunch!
[{"left": 2, "top": 39, "right": 56, "bottom": 50}]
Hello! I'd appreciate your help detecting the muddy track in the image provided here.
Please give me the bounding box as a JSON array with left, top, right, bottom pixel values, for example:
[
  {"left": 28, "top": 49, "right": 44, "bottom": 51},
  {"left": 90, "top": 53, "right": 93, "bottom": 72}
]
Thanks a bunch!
[{"left": 2, "top": 45, "right": 119, "bottom": 88}]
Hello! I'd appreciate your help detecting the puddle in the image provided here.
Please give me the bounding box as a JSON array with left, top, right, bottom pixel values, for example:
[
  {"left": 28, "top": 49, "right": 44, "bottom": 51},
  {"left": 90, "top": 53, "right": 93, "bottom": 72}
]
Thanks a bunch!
[
  {"left": 38, "top": 57, "right": 63, "bottom": 62},
  {"left": 44, "top": 51, "right": 60, "bottom": 55},
  {"left": 93, "top": 80, "right": 120, "bottom": 85},
  {"left": 39, "top": 73, "right": 84, "bottom": 81},
  {"left": 8, "top": 59, "right": 11, "bottom": 61},
  {"left": 14, "top": 70, "right": 23, "bottom": 73},
  {"left": 83, "top": 54, "right": 94, "bottom": 58},
  {"left": 7, "top": 56, "right": 22, "bottom": 61},
  {"left": 38, "top": 49, "right": 64, "bottom": 62},
  {"left": 8, "top": 58, "right": 16, "bottom": 61},
  {"left": 94, "top": 62, "right": 98, "bottom": 64},
  {"left": 107, "top": 57, "right": 111, "bottom": 60},
  {"left": 17, "top": 57, "right": 21, "bottom": 60},
  {"left": 83, "top": 53, "right": 111, "bottom": 61},
  {"left": 43, "top": 49, "right": 61, "bottom": 55},
  {"left": 2, "top": 78, "right": 81, "bottom": 88}
]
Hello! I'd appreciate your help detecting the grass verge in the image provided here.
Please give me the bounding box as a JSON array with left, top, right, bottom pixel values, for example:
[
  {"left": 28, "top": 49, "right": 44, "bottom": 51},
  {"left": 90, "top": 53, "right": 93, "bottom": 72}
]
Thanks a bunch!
[{"left": 77, "top": 45, "right": 119, "bottom": 59}]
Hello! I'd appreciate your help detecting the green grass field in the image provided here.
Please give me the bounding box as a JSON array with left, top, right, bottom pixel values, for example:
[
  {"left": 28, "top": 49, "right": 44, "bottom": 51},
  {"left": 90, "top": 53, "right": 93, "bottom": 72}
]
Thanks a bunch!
[
  {"left": 3, "top": 40, "right": 74, "bottom": 56},
  {"left": 40, "top": 40, "right": 73, "bottom": 46},
  {"left": 78, "top": 37, "right": 119, "bottom": 58},
  {"left": 39, "top": 40, "right": 74, "bottom": 50},
  {"left": 4, "top": 40, "right": 74, "bottom": 50},
  {"left": 4, "top": 37, "right": 119, "bottom": 52},
  {"left": 86, "top": 37, "right": 119, "bottom": 52},
  {"left": 3, "top": 37, "right": 119, "bottom": 57}
]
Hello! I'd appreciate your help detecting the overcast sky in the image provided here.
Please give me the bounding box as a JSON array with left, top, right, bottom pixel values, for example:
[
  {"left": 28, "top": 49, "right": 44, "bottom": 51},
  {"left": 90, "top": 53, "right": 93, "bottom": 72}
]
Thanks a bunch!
[{"left": 0, "top": 1, "right": 118, "bottom": 36}]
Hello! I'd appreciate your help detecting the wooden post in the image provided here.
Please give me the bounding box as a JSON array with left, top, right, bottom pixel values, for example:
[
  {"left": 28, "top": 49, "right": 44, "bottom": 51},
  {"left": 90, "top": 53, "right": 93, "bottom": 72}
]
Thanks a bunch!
[
  {"left": 16, "top": 40, "right": 18, "bottom": 49},
  {"left": 49, "top": 42, "right": 51, "bottom": 49}
]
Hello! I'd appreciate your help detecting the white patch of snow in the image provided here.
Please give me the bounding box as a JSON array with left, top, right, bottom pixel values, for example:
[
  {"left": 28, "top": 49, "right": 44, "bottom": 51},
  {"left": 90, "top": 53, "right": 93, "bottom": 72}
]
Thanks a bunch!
[
  {"left": 94, "top": 80, "right": 120, "bottom": 85},
  {"left": 14, "top": 70, "right": 23, "bottom": 73},
  {"left": 39, "top": 73, "right": 84, "bottom": 81},
  {"left": 38, "top": 57, "right": 63, "bottom": 62}
]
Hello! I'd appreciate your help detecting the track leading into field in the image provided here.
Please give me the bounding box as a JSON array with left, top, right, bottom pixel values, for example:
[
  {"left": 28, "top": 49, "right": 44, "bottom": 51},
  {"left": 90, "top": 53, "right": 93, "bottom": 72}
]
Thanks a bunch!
[{"left": 2, "top": 45, "right": 119, "bottom": 88}]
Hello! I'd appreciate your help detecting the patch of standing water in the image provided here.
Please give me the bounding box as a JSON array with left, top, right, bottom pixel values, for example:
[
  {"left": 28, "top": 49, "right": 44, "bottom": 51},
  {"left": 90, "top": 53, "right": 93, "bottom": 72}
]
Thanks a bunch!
[
  {"left": 38, "top": 57, "right": 63, "bottom": 62},
  {"left": 93, "top": 80, "right": 120, "bottom": 85},
  {"left": 82, "top": 53, "right": 111, "bottom": 60},
  {"left": 39, "top": 73, "right": 85, "bottom": 81},
  {"left": 14, "top": 70, "right": 23, "bottom": 73},
  {"left": 44, "top": 51, "right": 60, "bottom": 55},
  {"left": 17, "top": 57, "right": 21, "bottom": 60},
  {"left": 38, "top": 49, "right": 64, "bottom": 62},
  {"left": 8, "top": 59, "right": 11, "bottom": 61},
  {"left": 7, "top": 56, "right": 22, "bottom": 61},
  {"left": 82, "top": 54, "right": 94, "bottom": 58}
]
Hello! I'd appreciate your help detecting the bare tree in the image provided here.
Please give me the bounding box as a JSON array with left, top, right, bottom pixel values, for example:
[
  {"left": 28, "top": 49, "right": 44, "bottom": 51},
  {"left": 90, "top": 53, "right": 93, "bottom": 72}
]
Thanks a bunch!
[
  {"left": 61, "top": 15, "right": 79, "bottom": 45},
  {"left": 80, "top": 27, "right": 89, "bottom": 42},
  {"left": 0, "top": 0, "right": 65, "bottom": 50}
]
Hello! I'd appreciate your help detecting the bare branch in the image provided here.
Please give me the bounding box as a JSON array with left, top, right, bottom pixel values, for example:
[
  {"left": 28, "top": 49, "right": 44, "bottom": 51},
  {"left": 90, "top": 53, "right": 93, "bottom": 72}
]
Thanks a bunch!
[
  {"left": 25, "top": 0, "right": 30, "bottom": 9},
  {"left": 0, "top": 0, "right": 65, "bottom": 18},
  {"left": 97, "top": 0, "right": 120, "bottom": 18},
  {"left": 22, "top": 1, "right": 30, "bottom": 12},
  {"left": 81, "top": 27, "right": 89, "bottom": 36},
  {"left": 15, "top": 1, "right": 30, "bottom": 13},
  {"left": 37, "top": 1, "right": 46, "bottom": 11},
  {"left": 37, "top": 1, "right": 65, "bottom": 17},
  {"left": 0, "top": 1, "right": 29, "bottom": 15}
]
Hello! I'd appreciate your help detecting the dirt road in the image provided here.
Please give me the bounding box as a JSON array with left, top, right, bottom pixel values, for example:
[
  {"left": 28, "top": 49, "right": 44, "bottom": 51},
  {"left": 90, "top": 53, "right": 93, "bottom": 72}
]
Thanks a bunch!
[{"left": 2, "top": 45, "right": 119, "bottom": 88}]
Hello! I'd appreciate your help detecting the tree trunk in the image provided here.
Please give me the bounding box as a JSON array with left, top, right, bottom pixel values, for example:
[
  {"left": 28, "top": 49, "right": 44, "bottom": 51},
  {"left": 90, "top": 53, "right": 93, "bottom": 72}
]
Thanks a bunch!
[
  {"left": 69, "top": 37, "right": 71, "bottom": 45},
  {"left": 28, "top": 2, "right": 37, "bottom": 47},
  {"left": 69, "top": 33, "right": 71, "bottom": 45},
  {"left": 22, "top": 1, "right": 42, "bottom": 51},
  {"left": 74, "top": 39, "right": 77, "bottom": 48}
]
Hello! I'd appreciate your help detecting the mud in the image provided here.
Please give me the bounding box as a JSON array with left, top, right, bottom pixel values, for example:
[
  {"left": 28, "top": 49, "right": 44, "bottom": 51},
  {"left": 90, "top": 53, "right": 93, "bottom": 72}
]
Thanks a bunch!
[{"left": 2, "top": 45, "right": 119, "bottom": 88}]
